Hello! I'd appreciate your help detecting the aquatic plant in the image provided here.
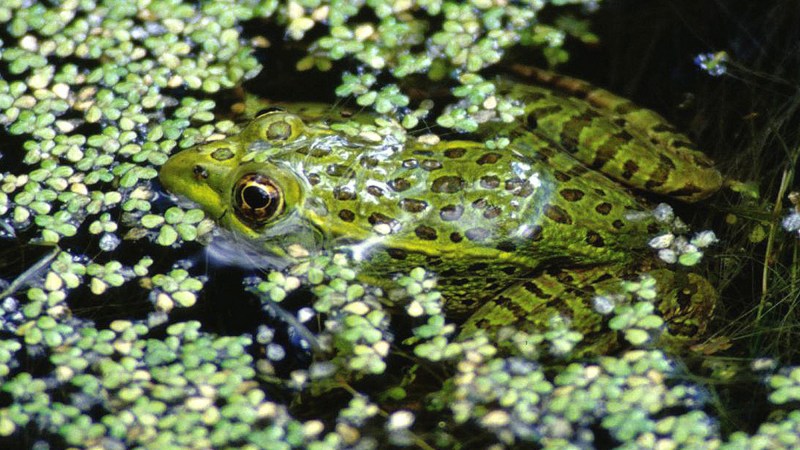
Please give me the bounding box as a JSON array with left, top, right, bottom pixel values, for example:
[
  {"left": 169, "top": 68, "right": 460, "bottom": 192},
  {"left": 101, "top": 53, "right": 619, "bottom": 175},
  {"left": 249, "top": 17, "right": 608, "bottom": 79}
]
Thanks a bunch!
[{"left": 1, "top": 0, "right": 800, "bottom": 448}]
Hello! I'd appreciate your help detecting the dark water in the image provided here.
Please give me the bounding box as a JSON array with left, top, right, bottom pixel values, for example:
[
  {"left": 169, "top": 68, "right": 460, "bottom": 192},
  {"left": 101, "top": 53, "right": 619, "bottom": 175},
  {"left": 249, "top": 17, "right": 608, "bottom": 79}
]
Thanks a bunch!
[{"left": 2, "top": 0, "right": 799, "bottom": 443}]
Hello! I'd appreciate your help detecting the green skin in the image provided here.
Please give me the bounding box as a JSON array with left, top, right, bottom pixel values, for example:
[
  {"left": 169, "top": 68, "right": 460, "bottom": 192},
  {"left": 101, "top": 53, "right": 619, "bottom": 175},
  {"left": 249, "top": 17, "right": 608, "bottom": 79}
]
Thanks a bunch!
[{"left": 159, "top": 72, "right": 722, "bottom": 353}]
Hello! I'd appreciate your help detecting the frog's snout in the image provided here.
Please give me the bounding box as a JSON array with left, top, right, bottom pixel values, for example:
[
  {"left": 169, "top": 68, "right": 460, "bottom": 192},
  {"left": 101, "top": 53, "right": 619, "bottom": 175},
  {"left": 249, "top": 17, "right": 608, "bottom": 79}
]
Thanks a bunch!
[{"left": 159, "top": 147, "right": 200, "bottom": 197}]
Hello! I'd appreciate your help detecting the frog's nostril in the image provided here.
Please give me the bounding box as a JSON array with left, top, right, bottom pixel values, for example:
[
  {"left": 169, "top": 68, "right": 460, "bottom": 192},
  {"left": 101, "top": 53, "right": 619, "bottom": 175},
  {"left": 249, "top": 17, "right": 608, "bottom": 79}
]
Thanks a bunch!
[{"left": 193, "top": 165, "right": 209, "bottom": 180}]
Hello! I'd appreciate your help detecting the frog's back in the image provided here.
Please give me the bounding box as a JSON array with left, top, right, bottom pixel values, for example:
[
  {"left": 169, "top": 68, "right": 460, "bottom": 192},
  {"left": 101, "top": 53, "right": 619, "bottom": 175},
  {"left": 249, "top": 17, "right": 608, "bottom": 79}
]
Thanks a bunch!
[{"left": 281, "top": 130, "right": 653, "bottom": 263}]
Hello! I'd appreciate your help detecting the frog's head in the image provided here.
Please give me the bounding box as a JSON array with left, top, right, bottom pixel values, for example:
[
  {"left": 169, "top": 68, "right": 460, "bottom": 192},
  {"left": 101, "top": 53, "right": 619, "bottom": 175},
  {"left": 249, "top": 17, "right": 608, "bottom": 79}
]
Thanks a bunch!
[
  {"left": 159, "top": 138, "right": 242, "bottom": 227},
  {"left": 160, "top": 111, "right": 327, "bottom": 263}
]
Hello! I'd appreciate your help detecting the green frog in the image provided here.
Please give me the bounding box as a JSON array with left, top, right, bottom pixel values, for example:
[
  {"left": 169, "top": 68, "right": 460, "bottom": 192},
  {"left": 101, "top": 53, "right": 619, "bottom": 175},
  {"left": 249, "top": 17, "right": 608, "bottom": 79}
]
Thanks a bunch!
[{"left": 159, "top": 69, "right": 722, "bottom": 352}]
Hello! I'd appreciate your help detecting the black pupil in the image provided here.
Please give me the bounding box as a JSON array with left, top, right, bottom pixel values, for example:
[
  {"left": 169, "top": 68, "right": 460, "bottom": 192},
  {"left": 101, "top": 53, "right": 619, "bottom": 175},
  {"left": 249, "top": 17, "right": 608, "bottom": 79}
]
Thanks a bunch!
[{"left": 243, "top": 185, "right": 270, "bottom": 209}]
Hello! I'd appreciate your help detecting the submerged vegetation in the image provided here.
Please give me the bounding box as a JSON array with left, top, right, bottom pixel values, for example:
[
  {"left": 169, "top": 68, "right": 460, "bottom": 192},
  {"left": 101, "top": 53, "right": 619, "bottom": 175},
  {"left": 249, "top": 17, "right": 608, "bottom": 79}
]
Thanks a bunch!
[{"left": 0, "top": 0, "right": 798, "bottom": 448}]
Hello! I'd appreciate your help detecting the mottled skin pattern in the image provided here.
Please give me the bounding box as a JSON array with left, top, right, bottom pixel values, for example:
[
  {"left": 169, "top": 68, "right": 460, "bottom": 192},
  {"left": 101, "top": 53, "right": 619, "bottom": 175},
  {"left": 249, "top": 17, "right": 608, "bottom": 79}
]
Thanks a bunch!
[{"left": 159, "top": 70, "right": 721, "bottom": 353}]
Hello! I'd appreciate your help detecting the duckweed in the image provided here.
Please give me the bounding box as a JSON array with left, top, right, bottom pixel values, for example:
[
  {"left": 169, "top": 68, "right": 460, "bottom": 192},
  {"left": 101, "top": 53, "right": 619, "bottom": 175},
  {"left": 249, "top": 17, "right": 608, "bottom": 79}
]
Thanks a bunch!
[{"left": 0, "top": 0, "right": 797, "bottom": 448}]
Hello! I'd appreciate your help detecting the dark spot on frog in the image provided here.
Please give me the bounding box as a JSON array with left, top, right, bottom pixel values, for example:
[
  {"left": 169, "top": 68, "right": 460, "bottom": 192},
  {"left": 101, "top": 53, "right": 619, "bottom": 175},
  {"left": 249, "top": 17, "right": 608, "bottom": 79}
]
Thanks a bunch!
[
  {"left": 595, "top": 202, "right": 612, "bottom": 215},
  {"left": 480, "top": 175, "right": 500, "bottom": 189},
  {"left": 612, "top": 219, "right": 625, "bottom": 230},
  {"left": 559, "top": 189, "right": 584, "bottom": 202},
  {"left": 558, "top": 116, "right": 588, "bottom": 153},
  {"left": 673, "top": 140, "right": 696, "bottom": 149},
  {"left": 613, "top": 118, "right": 628, "bottom": 128},
  {"left": 536, "top": 145, "right": 556, "bottom": 158},
  {"left": 402, "top": 159, "right": 418, "bottom": 169},
  {"left": 465, "top": 227, "right": 490, "bottom": 242},
  {"left": 421, "top": 159, "right": 442, "bottom": 171},
  {"left": 386, "top": 248, "right": 407, "bottom": 260},
  {"left": 692, "top": 154, "right": 715, "bottom": 168},
  {"left": 444, "top": 147, "right": 466, "bottom": 159},
  {"left": 500, "top": 265, "right": 517, "bottom": 275},
  {"left": 504, "top": 178, "right": 534, "bottom": 197},
  {"left": 594, "top": 188, "right": 606, "bottom": 196},
  {"left": 415, "top": 225, "right": 438, "bottom": 241},
  {"left": 431, "top": 176, "right": 465, "bottom": 193},
  {"left": 368, "top": 212, "right": 395, "bottom": 225},
  {"left": 360, "top": 156, "right": 380, "bottom": 168},
  {"left": 496, "top": 241, "right": 517, "bottom": 252},
  {"left": 523, "top": 91, "right": 548, "bottom": 103},
  {"left": 449, "top": 232, "right": 463, "bottom": 243},
  {"left": 554, "top": 270, "right": 574, "bottom": 283},
  {"left": 553, "top": 171, "right": 571, "bottom": 182},
  {"left": 439, "top": 204, "right": 464, "bottom": 221},
  {"left": 210, "top": 147, "right": 234, "bottom": 161},
  {"left": 425, "top": 256, "right": 443, "bottom": 266},
  {"left": 526, "top": 114, "right": 538, "bottom": 129},
  {"left": 593, "top": 273, "right": 614, "bottom": 283},
  {"left": 338, "top": 209, "right": 355, "bottom": 222},
  {"left": 306, "top": 173, "right": 320, "bottom": 185},
  {"left": 473, "top": 318, "right": 490, "bottom": 329},
  {"left": 622, "top": 160, "right": 639, "bottom": 179},
  {"left": 267, "top": 121, "right": 292, "bottom": 140},
  {"left": 669, "top": 322, "right": 699, "bottom": 337},
  {"left": 522, "top": 281, "right": 547, "bottom": 298},
  {"left": 483, "top": 205, "right": 501, "bottom": 219},
  {"left": 590, "top": 133, "right": 626, "bottom": 169},
  {"left": 326, "top": 164, "right": 355, "bottom": 178},
  {"left": 528, "top": 104, "right": 562, "bottom": 118},
  {"left": 193, "top": 165, "right": 208, "bottom": 180},
  {"left": 651, "top": 124, "right": 675, "bottom": 133},
  {"left": 613, "top": 101, "right": 638, "bottom": 115},
  {"left": 367, "top": 185, "right": 384, "bottom": 197},
  {"left": 476, "top": 153, "right": 502, "bottom": 165},
  {"left": 543, "top": 204, "right": 572, "bottom": 224},
  {"left": 585, "top": 231, "right": 605, "bottom": 247},
  {"left": 472, "top": 198, "right": 487, "bottom": 209},
  {"left": 440, "top": 268, "right": 458, "bottom": 277},
  {"left": 296, "top": 147, "right": 330, "bottom": 158},
  {"left": 520, "top": 225, "right": 543, "bottom": 241},
  {"left": 399, "top": 198, "right": 428, "bottom": 213},
  {"left": 467, "top": 262, "right": 488, "bottom": 272},
  {"left": 567, "top": 164, "right": 588, "bottom": 177},
  {"left": 333, "top": 186, "right": 356, "bottom": 200},
  {"left": 667, "top": 184, "right": 704, "bottom": 197},
  {"left": 389, "top": 178, "right": 411, "bottom": 192},
  {"left": 644, "top": 155, "right": 676, "bottom": 189}
]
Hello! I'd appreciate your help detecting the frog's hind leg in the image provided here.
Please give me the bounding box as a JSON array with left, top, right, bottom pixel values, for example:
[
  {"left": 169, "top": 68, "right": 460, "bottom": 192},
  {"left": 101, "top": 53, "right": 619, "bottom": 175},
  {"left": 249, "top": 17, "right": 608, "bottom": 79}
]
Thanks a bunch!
[
  {"left": 460, "top": 267, "right": 718, "bottom": 356},
  {"left": 460, "top": 267, "right": 624, "bottom": 355},
  {"left": 505, "top": 65, "right": 723, "bottom": 202}
]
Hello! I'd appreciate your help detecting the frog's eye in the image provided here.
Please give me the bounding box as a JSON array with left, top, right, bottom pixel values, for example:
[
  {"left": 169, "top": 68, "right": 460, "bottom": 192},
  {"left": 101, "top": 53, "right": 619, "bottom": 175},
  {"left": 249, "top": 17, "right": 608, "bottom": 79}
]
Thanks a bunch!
[{"left": 233, "top": 173, "right": 284, "bottom": 226}]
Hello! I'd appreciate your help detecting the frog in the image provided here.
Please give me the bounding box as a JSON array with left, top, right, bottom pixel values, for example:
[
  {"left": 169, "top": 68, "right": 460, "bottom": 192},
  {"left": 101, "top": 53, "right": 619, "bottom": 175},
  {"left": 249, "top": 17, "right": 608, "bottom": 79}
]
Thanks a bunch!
[{"left": 158, "top": 68, "right": 722, "bottom": 353}]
